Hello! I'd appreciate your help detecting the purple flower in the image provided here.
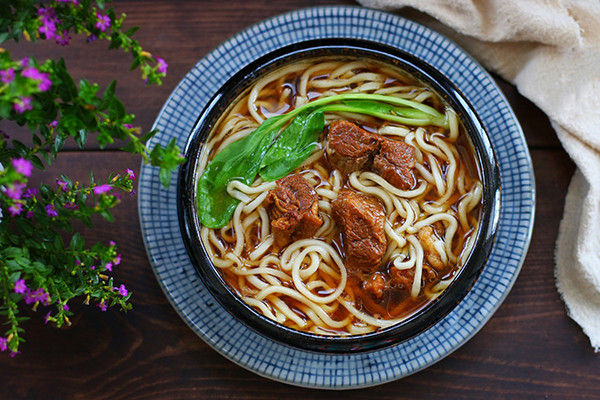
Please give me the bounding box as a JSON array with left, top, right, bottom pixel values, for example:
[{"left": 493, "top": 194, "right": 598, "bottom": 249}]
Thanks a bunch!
[
  {"left": 64, "top": 201, "right": 78, "bottom": 210},
  {"left": 113, "top": 254, "right": 121, "bottom": 266},
  {"left": 62, "top": 304, "right": 69, "bottom": 311},
  {"left": 45, "top": 204, "right": 58, "bottom": 217},
  {"left": 44, "top": 312, "right": 52, "bottom": 325},
  {"left": 24, "top": 290, "right": 35, "bottom": 305},
  {"left": 49, "top": 120, "right": 58, "bottom": 128},
  {"left": 39, "top": 18, "right": 57, "bottom": 39},
  {"left": 156, "top": 57, "right": 168, "bottom": 74},
  {"left": 24, "top": 288, "right": 49, "bottom": 305},
  {"left": 126, "top": 168, "right": 135, "bottom": 180},
  {"left": 22, "top": 67, "right": 52, "bottom": 92},
  {"left": 95, "top": 13, "right": 111, "bottom": 32},
  {"left": 4, "top": 183, "right": 25, "bottom": 200},
  {"left": 13, "top": 96, "right": 33, "bottom": 113},
  {"left": 38, "top": 8, "right": 58, "bottom": 40},
  {"left": 26, "top": 211, "right": 34, "bottom": 219},
  {"left": 12, "top": 158, "right": 33, "bottom": 177},
  {"left": 0, "top": 337, "right": 7, "bottom": 352},
  {"left": 19, "top": 58, "right": 30, "bottom": 68},
  {"left": 56, "top": 179, "right": 68, "bottom": 191},
  {"left": 109, "top": 241, "right": 115, "bottom": 246},
  {"left": 117, "top": 284, "right": 128, "bottom": 297},
  {"left": 22, "top": 67, "right": 42, "bottom": 80},
  {"left": 0, "top": 68, "right": 15, "bottom": 84},
  {"left": 94, "top": 184, "right": 112, "bottom": 194},
  {"left": 90, "top": 265, "right": 95, "bottom": 270},
  {"left": 10, "top": 351, "right": 19, "bottom": 358},
  {"left": 130, "top": 188, "right": 136, "bottom": 197},
  {"left": 37, "top": 7, "right": 55, "bottom": 18},
  {"left": 105, "top": 262, "right": 113, "bottom": 272},
  {"left": 14, "top": 279, "right": 27, "bottom": 294},
  {"left": 87, "top": 34, "right": 97, "bottom": 43},
  {"left": 123, "top": 124, "right": 134, "bottom": 130},
  {"left": 55, "top": 31, "right": 71, "bottom": 46},
  {"left": 75, "top": 260, "right": 81, "bottom": 265},
  {"left": 98, "top": 300, "right": 107, "bottom": 312},
  {"left": 8, "top": 203, "right": 23, "bottom": 216},
  {"left": 23, "top": 187, "right": 38, "bottom": 198}
]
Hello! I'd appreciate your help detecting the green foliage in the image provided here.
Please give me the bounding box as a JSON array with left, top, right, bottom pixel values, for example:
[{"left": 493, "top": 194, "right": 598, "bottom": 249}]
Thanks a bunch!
[{"left": 0, "top": 0, "right": 185, "bottom": 356}]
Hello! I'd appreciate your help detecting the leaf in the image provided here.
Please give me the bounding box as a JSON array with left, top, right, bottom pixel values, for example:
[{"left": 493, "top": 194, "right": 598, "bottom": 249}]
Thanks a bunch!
[
  {"left": 158, "top": 167, "right": 171, "bottom": 187},
  {"left": 8, "top": 272, "right": 21, "bottom": 283},
  {"left": 30, "top": 155, "right": 44, "bottom": 170},
  {"left": 125, "top": 26, "right": 139, "bottom": 37},
  {"left": 129, "top": 57, "right": 140, "bottom": 71},
  {"left": 102, "top": 81, "right": 116, "bottom": 106},
  {"left": 54, "top": 59, "right": 78, "bottom": 101},
  {"left": 100, "top": 210, "right": 114, "bottom": 222},
  {"left": 196, "top": 114, "right": 288, "bottom": 228},
  {"left": 53, "top": 135, "right": 65, "bottom": 153},
  {"left": 52, "top": 235, "right": 63, "bottom": 251},
  {"left": 0, "top": 101, "right": 11, "bottom": 118},
  {"left": 11, "top": 140, "right": 28, "bottom": 156},
  {"left": 75, "top": 130, "right": 88, "bottom": 149},
  {"left": 69, "top": 233, "right": 84, "bottom": 251},
  {"left": 4, "top": 247, "right": 22, "bottom": 258},
  {"left": 108, "top": 97, "right": 126, "bottom": 121},
  {"left": 259, "top": 110, "right": 325, "bottom": 181}
]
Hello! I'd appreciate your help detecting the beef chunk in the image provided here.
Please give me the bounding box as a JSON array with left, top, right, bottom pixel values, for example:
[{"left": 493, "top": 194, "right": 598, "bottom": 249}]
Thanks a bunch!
[
  {"left": 418, "top": 226, "right": 445, "bottom": 269},
  {"left": 372, "top": 138, "right": 416, "bottom": 189},
  {"left": 326, "top": 120, "right": 380, "bottom": 174},
  {"left": 332, "top": 189, "right": 387, "bottom": 273},
  {"left": 363, "top": 272, "right": 386, "bottom": 300},
  {"left": 265, "top": 174, "right": 323, "bottom": 247},
  {"left": 390, "top": 267, "right": 415, "bottom": 291}
]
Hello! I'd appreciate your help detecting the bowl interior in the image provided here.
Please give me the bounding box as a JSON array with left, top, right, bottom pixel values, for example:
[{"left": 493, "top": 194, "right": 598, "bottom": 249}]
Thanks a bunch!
[{"left": 178, "top": 38, "right": 501, "bottom": 353}]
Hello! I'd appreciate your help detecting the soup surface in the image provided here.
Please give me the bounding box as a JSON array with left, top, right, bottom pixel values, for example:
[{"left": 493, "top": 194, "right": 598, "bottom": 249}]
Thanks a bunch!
[{"left": 196, "top": 57, "right": 482, "bottom": 335}]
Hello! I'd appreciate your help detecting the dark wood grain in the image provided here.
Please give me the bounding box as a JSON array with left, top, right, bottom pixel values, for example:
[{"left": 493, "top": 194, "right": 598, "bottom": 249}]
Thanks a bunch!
[
  {"left": 1, "top": 2, "right": 597, "bottom": 399},
  {"left": 2, "top": 0, "right": 559, "bottom": 151}
]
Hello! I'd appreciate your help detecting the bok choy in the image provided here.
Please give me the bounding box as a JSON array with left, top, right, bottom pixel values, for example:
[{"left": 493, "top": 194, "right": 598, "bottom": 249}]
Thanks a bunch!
[{"left": 197, "top": 93, "right": 448, "bottom": 228}]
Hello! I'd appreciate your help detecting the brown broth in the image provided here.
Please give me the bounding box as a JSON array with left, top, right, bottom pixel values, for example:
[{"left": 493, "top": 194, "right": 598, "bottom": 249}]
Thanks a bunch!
[{"left": 201, "top": 57, "right": 482, "bottom": 334}]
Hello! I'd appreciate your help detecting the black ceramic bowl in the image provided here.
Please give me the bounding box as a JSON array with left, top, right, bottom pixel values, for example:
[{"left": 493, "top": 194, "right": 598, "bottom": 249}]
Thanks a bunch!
[{"left": 178, "top": 38, "right": 501, "bottom": 353}]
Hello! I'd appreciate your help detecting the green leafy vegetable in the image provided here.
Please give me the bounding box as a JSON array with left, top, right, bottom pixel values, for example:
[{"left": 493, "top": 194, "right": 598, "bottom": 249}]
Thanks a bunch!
[
  {"left": 197, "top": 114, "right": 288, "bottom": 228},
  {"left": 197, "top": 93, "right": 449, "bottom": 228},
  {"left": 259, "top": 111, "right": 325, "bottom": 181}
]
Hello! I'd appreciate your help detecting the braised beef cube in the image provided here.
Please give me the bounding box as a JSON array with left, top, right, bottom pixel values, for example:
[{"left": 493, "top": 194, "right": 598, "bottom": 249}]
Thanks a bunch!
[
  {"left": 332, "top": 189, "right": 387, "bottom": 273},
  {"left": 265, "top": 174, "right": 323, "bottom": 247},
  {"left": 326, "top": 120, "right": 380, "bottom": 175},
  {"left": 390, "top": 267, "right": 415, "bottom": 291},
  {"left": 363, "top": 272, "right": 386, "bottom": 300},
  {"left": 372, "top": 138, "right": 416, "bottom": 189}
]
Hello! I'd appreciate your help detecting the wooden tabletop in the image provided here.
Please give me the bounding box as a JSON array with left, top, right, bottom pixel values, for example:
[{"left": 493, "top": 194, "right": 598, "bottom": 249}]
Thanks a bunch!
[{"left": 2, "top": 1, "right": 598, "bottom": 399}]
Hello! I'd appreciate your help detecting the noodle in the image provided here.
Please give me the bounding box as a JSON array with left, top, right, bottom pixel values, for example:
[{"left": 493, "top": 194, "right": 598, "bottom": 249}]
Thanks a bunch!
[{"left": 196, "top": 58, "right": 482, "bottom": 335}]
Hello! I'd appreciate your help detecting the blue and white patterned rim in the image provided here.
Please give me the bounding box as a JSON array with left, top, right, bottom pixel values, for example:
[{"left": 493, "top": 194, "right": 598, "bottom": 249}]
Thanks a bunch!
[{"left": 138, "top": 6, "right": 535, "bottom": 389}]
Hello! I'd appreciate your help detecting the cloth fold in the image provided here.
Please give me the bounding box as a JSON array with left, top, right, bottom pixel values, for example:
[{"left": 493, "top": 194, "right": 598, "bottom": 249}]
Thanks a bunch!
[{"left": 358, "top": 0, "right": 600, "bottom": 351}]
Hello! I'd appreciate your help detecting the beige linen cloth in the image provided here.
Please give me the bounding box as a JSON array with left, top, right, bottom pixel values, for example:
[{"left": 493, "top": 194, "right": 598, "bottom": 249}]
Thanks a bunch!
[{"left": 358, "top": 0, "right": 600, "bottom": 351}]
